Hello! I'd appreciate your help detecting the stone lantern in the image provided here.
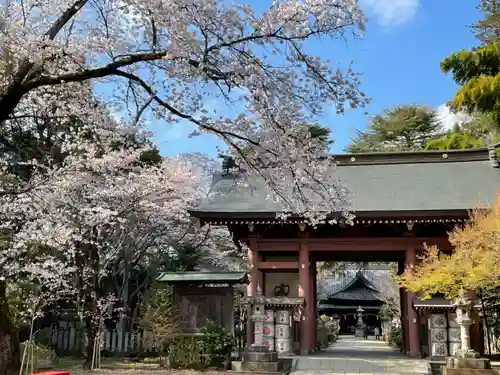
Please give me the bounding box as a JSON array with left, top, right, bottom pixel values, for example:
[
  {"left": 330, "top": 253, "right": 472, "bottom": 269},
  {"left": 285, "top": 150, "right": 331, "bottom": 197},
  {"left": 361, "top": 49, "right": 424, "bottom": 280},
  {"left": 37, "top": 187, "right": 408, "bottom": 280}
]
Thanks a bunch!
[
  {"left": 444, "top": 288, "right": 494, "bottom": 373},
  {"left": 454, "top": 289, "right": 477, "bottom": 359},
  {"left": 354, "top": 306, "right": 364, "bottom": 337},
  {"left": 241, "top": 285, "right": 280, "bottom": 374},
  {"left": 251, "top": 285, "right": 266, "bottom": 348}
]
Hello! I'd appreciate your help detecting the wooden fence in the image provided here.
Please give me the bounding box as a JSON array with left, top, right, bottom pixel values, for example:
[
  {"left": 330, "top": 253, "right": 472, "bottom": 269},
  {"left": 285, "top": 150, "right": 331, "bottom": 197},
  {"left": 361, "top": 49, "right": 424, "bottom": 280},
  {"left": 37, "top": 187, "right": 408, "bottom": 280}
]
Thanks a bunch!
[
  {"left": 37, "top": 325, "right": 160, "bottom": 356},
  {"left": 37, "top": 323, "right": 247, "bottom": 358}
]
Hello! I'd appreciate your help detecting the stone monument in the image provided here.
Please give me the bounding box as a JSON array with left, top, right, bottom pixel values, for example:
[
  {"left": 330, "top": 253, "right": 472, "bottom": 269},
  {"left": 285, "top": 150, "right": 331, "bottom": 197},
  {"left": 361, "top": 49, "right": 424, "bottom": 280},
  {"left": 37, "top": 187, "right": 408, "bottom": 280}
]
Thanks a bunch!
[
  {"left": 443, "top": 288, "right": 495, "bottom": 375},
  {"left": 354, "top": 306, "right": 364, "bottom": 337}
]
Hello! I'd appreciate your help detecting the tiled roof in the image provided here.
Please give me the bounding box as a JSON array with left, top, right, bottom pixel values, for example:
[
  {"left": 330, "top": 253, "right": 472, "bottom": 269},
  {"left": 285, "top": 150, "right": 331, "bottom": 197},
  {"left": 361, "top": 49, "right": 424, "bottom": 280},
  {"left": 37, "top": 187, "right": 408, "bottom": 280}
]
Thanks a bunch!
[
  {"left": 324, "top": 271, "right": 383, "bottom": 302},
  {"left": 413, "top": 296, "right": 480, "bottom": 310},
  {"left": 190, "top": 146, "right": 500, "bottom": 217},
  {"left": 156, "top": 271, "right": 248, "bottom": 284}
]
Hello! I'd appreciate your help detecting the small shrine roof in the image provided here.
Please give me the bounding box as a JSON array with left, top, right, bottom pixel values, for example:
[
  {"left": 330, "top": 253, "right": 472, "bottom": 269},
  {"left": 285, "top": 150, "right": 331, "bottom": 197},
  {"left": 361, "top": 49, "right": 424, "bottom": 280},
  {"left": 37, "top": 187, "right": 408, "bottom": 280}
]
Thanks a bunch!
[
  {"left": 413, "top": 296, "right": 480, "bottom": 310},
  {"left": 325, "top": 271, "right": 383, "bottom": 302},
  {"left": 190, "top": 146, "right": 500, "bottom": 220},
  {"left": 156, "top": 271, "right": 248, "bottom": 284}
]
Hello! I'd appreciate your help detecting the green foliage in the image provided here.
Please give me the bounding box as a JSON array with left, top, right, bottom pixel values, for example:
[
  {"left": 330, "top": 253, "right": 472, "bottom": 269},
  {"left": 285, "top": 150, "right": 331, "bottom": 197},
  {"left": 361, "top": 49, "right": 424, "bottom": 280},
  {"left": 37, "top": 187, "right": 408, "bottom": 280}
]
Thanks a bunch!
[
  {"left": 238, "top": 123, "right": 332, "bottom": 157},
  {"left": 139, "top": 284, "right": 180, "bottom": 350},
  {"left": 316, "top": 320, "right": 330, "bottom": 349},
  {"left": 198, "top": 321, "right": 234, "bottom": 367},
  {"left": 478, "top": 288, "right": 500, "bottom": 353},
  {"left": 441, "top": 43, "right": 500, "bottom": 122},
  {"left": 166, "top": 336, "right": 210, "bottom": 369},
  {"left": 441, "top": 0, "right": 500, "bottom": 125},
  {"left": 316, "top": 315, "right": 338, "bottom": 349},
  {"left": 378, "top": 301, "right": 400, "bottom": 322},
  {"left": 386, "top": 326, "right": 403, "bottom": 350},
  {"left": 346, "top": 105, "right": 442, "bottom": 153},
  {"left": 424, "top": 130, "right": 487, "bottom": 150},
  {"left": 304, "top": 123, "right": 334, "bottom": 147}
]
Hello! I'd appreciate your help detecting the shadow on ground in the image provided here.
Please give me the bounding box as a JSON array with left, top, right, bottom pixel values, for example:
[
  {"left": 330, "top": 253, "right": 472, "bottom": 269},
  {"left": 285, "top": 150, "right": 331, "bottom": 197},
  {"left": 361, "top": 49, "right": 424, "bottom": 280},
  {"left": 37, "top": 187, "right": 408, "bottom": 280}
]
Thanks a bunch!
[{"left": 293, "top": 336, "right": 429, "bottom": 374}]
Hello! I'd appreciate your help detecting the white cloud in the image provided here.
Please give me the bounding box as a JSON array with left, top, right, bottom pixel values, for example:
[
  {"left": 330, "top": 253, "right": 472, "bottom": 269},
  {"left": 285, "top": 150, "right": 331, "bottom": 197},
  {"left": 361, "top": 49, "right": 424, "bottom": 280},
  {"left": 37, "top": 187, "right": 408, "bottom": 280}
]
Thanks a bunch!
[
  {"left": 435, "top": 104, "right": 472, "bottom": 130},
  {"left": 360, "top": 0, "right": 420, "bottom": 27}
]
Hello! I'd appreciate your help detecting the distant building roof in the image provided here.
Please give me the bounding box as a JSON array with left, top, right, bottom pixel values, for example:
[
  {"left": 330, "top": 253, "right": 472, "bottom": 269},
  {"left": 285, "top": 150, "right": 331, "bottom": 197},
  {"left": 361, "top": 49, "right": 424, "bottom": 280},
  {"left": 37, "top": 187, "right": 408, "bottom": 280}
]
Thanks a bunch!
[
  {"left": 156, "top": 271, "right": 248, "bottom": 284},
  {"left": 190, "top": 146, "right": 500, "bottom": 219},
  {"left": 324, "top": 271, "right": 383, "bottom": 302}
]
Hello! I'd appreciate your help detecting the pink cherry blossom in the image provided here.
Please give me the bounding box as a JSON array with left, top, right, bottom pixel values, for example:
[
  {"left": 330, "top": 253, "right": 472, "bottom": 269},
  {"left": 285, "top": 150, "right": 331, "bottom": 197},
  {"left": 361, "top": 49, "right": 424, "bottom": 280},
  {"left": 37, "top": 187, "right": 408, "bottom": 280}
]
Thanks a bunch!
[{"left": 1, "top": 0, "right": 368, "bottom": 224}]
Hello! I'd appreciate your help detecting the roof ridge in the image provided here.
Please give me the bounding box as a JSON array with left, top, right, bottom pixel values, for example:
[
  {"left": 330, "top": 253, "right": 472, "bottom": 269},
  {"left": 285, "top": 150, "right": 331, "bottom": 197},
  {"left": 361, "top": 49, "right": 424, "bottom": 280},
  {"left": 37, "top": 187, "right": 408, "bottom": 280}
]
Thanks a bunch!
[{"left": 330, "top": 146, "right": 490, "bottom": 166}]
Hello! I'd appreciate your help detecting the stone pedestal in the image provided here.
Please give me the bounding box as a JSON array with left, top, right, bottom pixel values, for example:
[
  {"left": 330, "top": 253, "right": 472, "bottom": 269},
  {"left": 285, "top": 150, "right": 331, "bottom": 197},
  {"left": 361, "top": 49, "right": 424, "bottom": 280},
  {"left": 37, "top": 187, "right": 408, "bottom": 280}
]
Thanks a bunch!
[
  {"left": 241, "top": 346, "right": 281, "bottom": 373},
  {"left": 443, "top": 355, "right": 495, "bottom": 375},
  {"left": 354, "top": 325, "right": 364, "bottom": 337}
]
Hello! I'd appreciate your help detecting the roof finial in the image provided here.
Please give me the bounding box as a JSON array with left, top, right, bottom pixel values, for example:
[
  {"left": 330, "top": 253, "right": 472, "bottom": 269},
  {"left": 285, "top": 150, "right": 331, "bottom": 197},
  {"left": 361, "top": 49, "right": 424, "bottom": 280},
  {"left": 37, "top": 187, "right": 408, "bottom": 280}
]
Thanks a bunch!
[{"left": 256, "top": 283, "right": 262, "bottom": 296}]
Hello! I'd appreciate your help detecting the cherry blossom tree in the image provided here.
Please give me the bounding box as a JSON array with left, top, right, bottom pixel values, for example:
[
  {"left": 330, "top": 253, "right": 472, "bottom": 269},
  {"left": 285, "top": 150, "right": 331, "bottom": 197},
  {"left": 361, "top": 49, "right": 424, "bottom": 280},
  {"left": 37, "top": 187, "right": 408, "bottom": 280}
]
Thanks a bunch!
[
  {"left": 1, "top": 0, "right": 368, "bottom": 223},
  {"left": 0, "top": 132, "right": 202, "bottom": 368},
  {"left": 0, "top": 1, "right": 371, "bottom": 373}
]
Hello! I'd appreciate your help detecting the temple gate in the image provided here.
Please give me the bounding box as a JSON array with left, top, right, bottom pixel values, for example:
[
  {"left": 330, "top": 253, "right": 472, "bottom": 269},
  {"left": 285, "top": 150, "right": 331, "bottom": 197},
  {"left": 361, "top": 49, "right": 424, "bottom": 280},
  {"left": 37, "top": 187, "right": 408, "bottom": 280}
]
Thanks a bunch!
[{"left": 189, "top": 145, "right": 500, "bottom": 357}]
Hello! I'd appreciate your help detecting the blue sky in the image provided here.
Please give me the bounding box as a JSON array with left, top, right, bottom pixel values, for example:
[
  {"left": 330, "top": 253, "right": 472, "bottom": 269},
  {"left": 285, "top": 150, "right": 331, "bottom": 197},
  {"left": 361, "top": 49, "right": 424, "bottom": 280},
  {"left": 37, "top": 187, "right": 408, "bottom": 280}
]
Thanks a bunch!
[{"left": 150, "top": 0, "right": 481, "bottom": 157}]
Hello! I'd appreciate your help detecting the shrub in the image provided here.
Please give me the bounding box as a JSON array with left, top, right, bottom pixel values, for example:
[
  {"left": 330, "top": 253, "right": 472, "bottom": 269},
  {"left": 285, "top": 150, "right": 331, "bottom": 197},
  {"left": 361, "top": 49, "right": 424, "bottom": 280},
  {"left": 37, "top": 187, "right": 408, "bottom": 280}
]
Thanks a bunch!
[
  {"left": 198, "top": 321, "right": 234, "bottom": 367},
  {"left": 387, "top": 326, "right": 403, "bottom": 350},
  {"left": 166, "top": 336, "right": 209, "bottom": 369}
]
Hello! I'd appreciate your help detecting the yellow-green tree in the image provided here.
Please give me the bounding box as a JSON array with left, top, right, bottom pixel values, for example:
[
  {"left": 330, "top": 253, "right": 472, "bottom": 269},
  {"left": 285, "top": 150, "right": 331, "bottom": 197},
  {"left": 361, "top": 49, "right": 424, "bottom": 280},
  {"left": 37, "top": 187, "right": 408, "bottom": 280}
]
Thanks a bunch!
[
  {"left": 398, "top": 194, "right": 500, "bottom": 299},
  {"left": 441, "top": 1, "right": 500, "bottom": 126}
]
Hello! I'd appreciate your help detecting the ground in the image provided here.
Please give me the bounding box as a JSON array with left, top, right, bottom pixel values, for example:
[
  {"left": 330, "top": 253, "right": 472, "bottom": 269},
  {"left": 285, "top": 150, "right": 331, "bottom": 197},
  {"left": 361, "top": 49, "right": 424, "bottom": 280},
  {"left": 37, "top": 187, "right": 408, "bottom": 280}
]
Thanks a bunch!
[
  {"left": 39, "top": 337, "right": 430, "bottom": 374},
  {"left": 67, "top": 371, "right": 221, "bottom": 375},
  {"left": 293, "top": 336, "right": 429, "bottom": 375}
]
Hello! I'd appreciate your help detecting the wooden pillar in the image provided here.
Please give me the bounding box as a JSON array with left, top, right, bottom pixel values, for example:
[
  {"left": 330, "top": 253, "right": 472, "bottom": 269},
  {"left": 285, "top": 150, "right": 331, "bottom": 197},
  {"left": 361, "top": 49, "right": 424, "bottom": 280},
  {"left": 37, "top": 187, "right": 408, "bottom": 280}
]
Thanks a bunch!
[
  {"left": 406, "top": 245, "right": 421, "bottom": 357},
  {"left": 309, "top": 259, "right": 317, "bottom": 351},
  {"left": 246, "top": 236, "right": 262, "bottom": 346},
  {"left": 298, "top": 233, "right": 312, "bottom": 355}
]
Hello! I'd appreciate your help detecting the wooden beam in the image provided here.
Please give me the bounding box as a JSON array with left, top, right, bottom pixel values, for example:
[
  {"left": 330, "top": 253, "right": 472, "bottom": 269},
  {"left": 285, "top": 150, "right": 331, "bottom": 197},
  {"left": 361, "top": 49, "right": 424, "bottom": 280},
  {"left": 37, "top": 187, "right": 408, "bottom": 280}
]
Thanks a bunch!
[
  {"left": 256, "top": 237, "right": 451, "bottom": 252},
  {"left": 258, "top": 261, "right": 299, "bottom": 270}
]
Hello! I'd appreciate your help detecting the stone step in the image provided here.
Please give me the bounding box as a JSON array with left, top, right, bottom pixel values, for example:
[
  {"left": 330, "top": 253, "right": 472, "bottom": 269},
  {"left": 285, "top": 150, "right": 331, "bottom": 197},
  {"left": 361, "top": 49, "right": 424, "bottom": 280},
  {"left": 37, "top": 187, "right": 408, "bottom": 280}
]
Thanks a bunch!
[{"left": 234, "top": 360, "right": 281, "bottom": 372}]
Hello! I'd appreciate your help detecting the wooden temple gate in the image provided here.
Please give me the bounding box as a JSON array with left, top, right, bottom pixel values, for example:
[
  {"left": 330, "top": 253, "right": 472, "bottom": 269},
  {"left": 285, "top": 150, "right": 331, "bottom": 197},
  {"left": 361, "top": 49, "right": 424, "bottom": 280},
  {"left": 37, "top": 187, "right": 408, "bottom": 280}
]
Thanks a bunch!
[{"left": 189, "top": 146, "right": 500, "bottom": 357}]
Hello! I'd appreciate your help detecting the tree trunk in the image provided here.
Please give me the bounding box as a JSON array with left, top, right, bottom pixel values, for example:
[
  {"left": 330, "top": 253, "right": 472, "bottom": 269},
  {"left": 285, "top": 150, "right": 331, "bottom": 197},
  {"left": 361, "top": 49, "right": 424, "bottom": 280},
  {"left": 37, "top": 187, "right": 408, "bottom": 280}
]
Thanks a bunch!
[
  {"left": 82, "top": 315, "right": 96, "bottom": 370},
  {"left": 0, "top": 89, "right": 26, "bottom": 126},
  {"left": 0, "top": 281, "right": 21, "bottom": 375},
  {"left": 479, "top": 290, "right": 492, "bottom": 354}
]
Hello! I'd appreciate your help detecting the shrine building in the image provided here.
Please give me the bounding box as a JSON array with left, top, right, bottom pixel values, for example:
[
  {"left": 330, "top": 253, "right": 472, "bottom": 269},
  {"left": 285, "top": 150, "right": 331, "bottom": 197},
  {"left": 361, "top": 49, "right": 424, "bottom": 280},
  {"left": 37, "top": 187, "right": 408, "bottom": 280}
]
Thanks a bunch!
[
  {"left": 189, "top": 145, "right": 500, "bottom": 358},
  {"left": 318, "top": 269, "right": 386, "bottom": 336}
]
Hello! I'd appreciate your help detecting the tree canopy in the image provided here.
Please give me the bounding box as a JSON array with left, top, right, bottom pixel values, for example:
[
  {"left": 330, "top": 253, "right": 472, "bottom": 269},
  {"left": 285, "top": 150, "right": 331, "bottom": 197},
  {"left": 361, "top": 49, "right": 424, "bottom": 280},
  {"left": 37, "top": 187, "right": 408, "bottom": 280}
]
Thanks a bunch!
[
  {"left": 398, "top": 194, "right": 500, "bottom": 299},
  {"left": 441, "top": 1, "right": 500, "bottom": 125},
  {"left": 345, "top": 105, "right": 442, "bottom": 153}
]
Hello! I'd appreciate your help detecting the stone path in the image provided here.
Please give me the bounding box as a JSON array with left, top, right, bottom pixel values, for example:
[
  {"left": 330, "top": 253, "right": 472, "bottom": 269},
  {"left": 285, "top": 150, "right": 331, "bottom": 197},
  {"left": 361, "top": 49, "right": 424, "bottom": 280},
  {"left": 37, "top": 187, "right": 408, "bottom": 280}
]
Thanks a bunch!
[{"left": 292, "top": 336, "right": 429, "bottom": 375}]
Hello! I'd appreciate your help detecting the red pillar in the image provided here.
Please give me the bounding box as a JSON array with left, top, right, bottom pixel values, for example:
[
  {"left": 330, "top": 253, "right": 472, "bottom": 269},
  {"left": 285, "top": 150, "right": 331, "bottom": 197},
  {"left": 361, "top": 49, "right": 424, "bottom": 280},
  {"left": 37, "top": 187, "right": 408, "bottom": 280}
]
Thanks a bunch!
[
  {"left": 406, "top": 245, "right": 421, "bottom": 357},
  {"left": 246, "top": 236, "right": 261, "bottom": 346},
  {"left": 298, "top": 234, "right": 312, "bottom": 355},
  {"left": 311, "top": 260, "right": 318, "bottom": 350}
]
